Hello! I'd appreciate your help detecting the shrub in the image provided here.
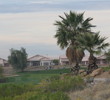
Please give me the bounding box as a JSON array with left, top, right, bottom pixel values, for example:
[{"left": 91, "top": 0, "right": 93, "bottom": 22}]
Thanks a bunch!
[
  {"left": 45, "top": 75, "right": 85, "bottom": 92},
  {"left": 102, "top": 66, "right": 110, "bottom": 71},
  {"left": 28, "top": 91, "right": 70, "bottom": 100},
  {"left": 0, "top": 84, "right": 34, "bottom": 97},
  {"left": 0, "top": 66, "right": 3, "bottom": 77},
  {"left": 0, "top": 67, "right": 6, "bottom": 83},
  {"left": 0, "top": 75, "right": 85, "bottom": 100},
  {"left": 0, "top": 84, "right": 70, "bottom": 100}
]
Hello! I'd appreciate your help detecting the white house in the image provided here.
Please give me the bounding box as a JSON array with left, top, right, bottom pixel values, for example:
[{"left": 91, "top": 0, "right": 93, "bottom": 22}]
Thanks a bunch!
[
  {"left": 0, "top": 58, "right": 9, "bottom": 67},
  {"left": 81, "top": 56, "right": 89, "bottom": 66},
  {"left": 59, "top": 55, "right": 108, "bottom": 66},
  {"left": 59, "top": 55, "right": 69, "bottom": 65},
  {"left": 27, "top": 55, "right": 52, "bottom": 67}
]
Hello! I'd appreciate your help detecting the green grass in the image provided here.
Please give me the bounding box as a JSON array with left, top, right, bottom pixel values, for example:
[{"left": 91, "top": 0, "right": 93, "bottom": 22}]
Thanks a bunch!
[
  {"left": 0, "top": 75, "right": 84, "bottom": 100},
  {"left": 0, "top": 68, "right": 86, "bottom": 100},
  {"left": 102, "top": 66, "right": 110, "bottom": 71},
  {"left": 6, "top": 68, "right": 70, "bottom": 84}
]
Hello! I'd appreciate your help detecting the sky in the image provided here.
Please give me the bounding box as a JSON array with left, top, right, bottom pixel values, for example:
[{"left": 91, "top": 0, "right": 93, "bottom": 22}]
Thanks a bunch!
[{"left": 0, "top": 0, "right": 110, "bottom": 59}]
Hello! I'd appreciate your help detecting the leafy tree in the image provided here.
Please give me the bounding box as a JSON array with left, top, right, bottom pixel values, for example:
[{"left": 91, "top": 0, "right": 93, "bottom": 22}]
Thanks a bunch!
[
  {"left": 77, "top": 32, "right": 109, "bottom": 73},
  {"left": 53, "top": 59, "right": 59, "bottom": 65},
  {"left": 54, "top": 11, "right": 95, "bottom": 70},
  {"left": 8, "top": 48, "right": 28, "bottom": 72}
]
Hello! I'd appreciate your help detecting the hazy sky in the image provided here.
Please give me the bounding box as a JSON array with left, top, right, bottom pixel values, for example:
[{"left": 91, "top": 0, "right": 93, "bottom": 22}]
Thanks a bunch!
[{"left": 0, "top": 0, "right": 110, "bottom": 59}]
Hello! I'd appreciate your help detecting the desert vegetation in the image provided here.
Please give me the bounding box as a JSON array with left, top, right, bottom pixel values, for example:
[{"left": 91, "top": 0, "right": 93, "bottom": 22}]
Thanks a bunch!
[{"left": 0, "top": 75, "right": 85, "bottom": 100}]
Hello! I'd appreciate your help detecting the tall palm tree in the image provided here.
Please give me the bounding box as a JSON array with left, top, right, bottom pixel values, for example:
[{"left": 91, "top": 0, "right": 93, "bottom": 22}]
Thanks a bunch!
[
  {"left": 54, "top": 11, "right": 95, "bottom": 71},
  {"left": 77, "top": 32, "right": 109, "bottom": 73}
]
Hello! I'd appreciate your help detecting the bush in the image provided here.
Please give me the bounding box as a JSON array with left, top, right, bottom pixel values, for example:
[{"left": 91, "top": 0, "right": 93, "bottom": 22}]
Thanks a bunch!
[
  {"left": 0, "top": 83, "right": 70, "bottom": 100},
  {"left": 0, "top": 84, "right": 34, "bottom": 97},
  {"left": 0, "top": 67, "right": 6, "bottom": 83},
  {"left": 102, "top": 66, "right": 110, "bottom": 71},
  {"left": 0, "top": 66, "right": 3, "bottom": 77},
  {"left": 28, "top": 91, "right": 70, "bottom": 100},
  {"left": 0, "top": 75, "right": 85, "bottom": 100},
  {"left": 0, "top": 82, "right": 70, "bottom": 100},
  {"left": 45, "top": 75, "right": 85, "bottom": 92}
]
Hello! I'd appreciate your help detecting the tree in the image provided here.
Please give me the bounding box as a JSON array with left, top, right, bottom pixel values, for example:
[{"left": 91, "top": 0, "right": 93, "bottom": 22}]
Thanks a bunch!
[
  {"left": 105, "top": 49, "right": 110, "bottom": 66},
  {"left": 53, "top": 59, "right": 59, "bottom": 65},
  {"left": 54, "top": 11, "right": 95, "bottom": 71},
  {"left": 0, "top": 66, "right": 3, "bottom": 78},
  {"left": 77, "top": 32, "right": 109, "bottom": 73},
  {"left": 8, "top": 48, "right": 28, "bottom": 72}
]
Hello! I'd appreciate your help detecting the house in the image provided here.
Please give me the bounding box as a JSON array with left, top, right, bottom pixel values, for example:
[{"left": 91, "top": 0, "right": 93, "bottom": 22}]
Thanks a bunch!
[
  {"left": 81, "top": 56, "right": 89, "bottom": 66},
  {"left": 27, "top": 55, "right": 52, "bottom": 67},
  {"left": 59, "top": 55, "right": 108, "bottom": 66},
  {"left": 59, "top": 55, "right": 69, "bottom": 65},
  {"left": 97, "top": 55, "right": 108, "bottom": 66},
  {"left": 81, "top": 55, "right": 108, "bottom": 66},
  {"left": 0, "top": 58, "right": 9, "bottom": 67}
]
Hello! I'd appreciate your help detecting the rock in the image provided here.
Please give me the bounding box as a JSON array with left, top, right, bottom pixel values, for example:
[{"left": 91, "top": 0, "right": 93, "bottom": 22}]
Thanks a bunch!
[
  {"left": 79, "top": 70, "right": 85, "bottom": 74},
  {"left": 90, "top": 68, "right": 104, "bottom": 77},
  {"left": 95, "top": 72, "right": 110, "bottom": 78},
  {"left": 80, "top": 72, "right": 87, "bottom": 77}
]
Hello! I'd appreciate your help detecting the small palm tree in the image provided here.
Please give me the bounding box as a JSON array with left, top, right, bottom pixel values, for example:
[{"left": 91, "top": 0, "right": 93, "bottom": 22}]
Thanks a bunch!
[
  {"left": 54, "top": 11, "right": 95, "bottom": 72},
  {"left": 77, "top": 32, "right": 109, "bottom": 73}
]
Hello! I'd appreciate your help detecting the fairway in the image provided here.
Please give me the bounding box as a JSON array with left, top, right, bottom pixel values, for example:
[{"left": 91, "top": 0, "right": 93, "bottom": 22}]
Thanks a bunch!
[{"left": 6, "top": 68, "right": 70, "bottom": 84}]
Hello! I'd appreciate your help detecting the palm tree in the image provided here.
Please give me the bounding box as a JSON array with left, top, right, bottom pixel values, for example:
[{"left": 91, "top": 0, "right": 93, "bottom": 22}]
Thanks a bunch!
[
  {"left": 54, "top": 11, "right": 95, "bottom": 72},
  {"left": 77, "top": 32, "right": 109, "bottom": 73},
  {"left": 105, "top": 49, "right": 110, "bottom": 66}
]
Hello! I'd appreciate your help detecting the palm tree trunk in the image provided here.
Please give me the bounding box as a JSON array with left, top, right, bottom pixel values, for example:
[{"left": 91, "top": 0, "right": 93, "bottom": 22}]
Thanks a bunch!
[
  {"left": 87, "top": 53, "right": 98, "bottom": 74},
  {"left": 70, "top": 62, "right": 80, "bottom": 75}
]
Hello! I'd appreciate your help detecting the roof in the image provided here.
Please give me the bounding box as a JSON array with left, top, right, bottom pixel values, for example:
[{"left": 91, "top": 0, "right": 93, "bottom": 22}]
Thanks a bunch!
[
  {"left": 0, "top": 58, "right": 7, "bottom": 61},
  {"left": 97, "top": 55, "right": 106, "bottom": 59},
  {"left": 59, "top": 55, "right": 106, "bottom": 62},
  {"left": 82, "top": 56, "right": 89, "bottom": 61},
  {"left": 59, "top": 55, "right": 67, "bottom": 59},
  {"left": 59, "top": 55, "right": 69, "bottom": 62},
  {"left": 28, "top": 55, "right": 52, "bottom": 61},
  {"left": 82, "top": 55, "right": 106, "bottom": 61},
  {"left": 0, "top": 58, "right": 8, "bottom": 64}
]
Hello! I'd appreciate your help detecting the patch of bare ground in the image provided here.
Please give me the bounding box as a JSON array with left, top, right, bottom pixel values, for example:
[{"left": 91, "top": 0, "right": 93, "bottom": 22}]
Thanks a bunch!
[
  {"left": 69, "top": 82, "right": 110, "bottom": 100},
  {"left": 95, "top": 71, "right": 110, "bottom": 78}
]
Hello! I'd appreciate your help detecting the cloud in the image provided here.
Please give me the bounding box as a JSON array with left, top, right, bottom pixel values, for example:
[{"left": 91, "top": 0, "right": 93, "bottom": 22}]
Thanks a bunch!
[
  {"left": 0, "top": 10, "right": 110, "bottom": 45},
  {"left": 0, "top": 4, "right": 110, "bottom": 58},
  {"left": 0, "top": 0, "right": 110, "bottom": 13},
  {"left": 0, "top": 12, "right": 62, "bottom": 45}
]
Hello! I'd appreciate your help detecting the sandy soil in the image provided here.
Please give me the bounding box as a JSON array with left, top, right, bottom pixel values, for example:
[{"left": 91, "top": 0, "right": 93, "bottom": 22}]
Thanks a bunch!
[{"left": 95, "top": 71, "right": 110, "bottom": 78}]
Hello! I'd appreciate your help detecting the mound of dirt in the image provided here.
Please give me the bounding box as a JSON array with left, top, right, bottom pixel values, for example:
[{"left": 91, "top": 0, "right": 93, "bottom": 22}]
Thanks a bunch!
[
  {"left": 95, "top": 71, "right": 110, "bottom": 78},
  {"left": 90, "top": 68, "right": 104, "bottom": 77},
  {"left": 89, "top": 68, "right": 110, "bottom": 78}
]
